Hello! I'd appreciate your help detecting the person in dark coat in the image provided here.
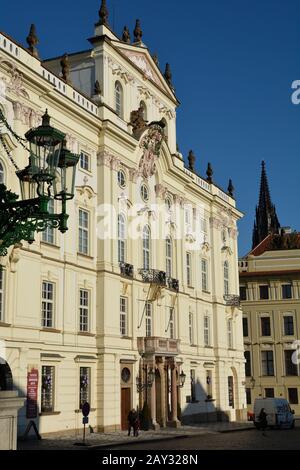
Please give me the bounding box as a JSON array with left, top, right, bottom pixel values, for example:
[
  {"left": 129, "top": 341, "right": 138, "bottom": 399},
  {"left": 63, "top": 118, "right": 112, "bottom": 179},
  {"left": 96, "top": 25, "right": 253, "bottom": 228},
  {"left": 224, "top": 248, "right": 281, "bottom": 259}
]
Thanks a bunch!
[
  {"left": 258, "top": 408, "right": 268, "bottom": 436},
  {"left": 127, "top": 409, "right": 138, "bottom": 436}
]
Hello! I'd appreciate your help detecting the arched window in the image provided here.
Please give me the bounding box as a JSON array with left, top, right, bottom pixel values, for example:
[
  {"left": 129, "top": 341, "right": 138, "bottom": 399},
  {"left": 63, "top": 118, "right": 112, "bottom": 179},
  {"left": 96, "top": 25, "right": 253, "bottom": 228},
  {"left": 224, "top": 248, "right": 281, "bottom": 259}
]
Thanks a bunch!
[
  {"left": 115, "top": 81, "right": 123, "bottom": 118},
  {"left": 0, "top": 161, "right": 4, "bottom": 184},
  {"left": 224, "top": 261, "right": 229, "bottom": 295},
  {"left": 118, "top": 214, "right": 126, "bottom": 263},
  {"left": 143, "top": 225, "right": 151, "bottom": 270},
  {"left": 166, "top": 237, "right": 172, "bottom": 277},
  {"left": 139, "top": 101, "right": 147, "bottom": 121}
]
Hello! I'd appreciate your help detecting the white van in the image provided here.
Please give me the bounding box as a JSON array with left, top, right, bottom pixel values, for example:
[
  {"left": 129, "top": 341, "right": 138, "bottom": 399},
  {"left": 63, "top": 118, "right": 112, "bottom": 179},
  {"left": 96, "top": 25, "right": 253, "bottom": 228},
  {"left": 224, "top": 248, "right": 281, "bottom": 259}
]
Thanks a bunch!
[{"left": 254, "top": 398, "right": 295, "bottom": 429}]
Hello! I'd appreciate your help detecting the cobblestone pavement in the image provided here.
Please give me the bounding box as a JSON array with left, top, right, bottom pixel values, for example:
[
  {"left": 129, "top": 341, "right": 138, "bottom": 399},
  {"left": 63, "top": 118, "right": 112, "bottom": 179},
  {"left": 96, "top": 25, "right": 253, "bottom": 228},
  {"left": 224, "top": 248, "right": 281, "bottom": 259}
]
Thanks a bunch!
[
  {"left": 109, "top": 423, "right": 300, "bottom": 450},
  {"left": 17, "top": 422, "right": 253, "bottom": 450}
]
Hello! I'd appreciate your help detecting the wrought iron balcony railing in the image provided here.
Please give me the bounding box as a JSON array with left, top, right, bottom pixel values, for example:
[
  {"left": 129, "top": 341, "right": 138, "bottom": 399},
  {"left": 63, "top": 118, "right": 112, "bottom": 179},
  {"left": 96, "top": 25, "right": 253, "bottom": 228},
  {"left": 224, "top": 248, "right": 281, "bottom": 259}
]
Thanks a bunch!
[
  {"left": 120, "top": 262, "right": 134, "bottom": 278},
  {"left": 138, "top": 268, "right": 166, "bottom": 286},
  {"left": 224, "top": 294, "right": 240, "bottom": 307},
  {"left": 167, "top": 277, "right": 179, "bottom": 292}
]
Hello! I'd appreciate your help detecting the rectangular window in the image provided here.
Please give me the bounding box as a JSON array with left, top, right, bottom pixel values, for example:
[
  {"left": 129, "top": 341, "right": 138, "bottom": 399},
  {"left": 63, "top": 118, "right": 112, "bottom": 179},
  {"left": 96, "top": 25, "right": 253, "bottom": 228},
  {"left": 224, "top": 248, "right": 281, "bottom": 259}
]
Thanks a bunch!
[
  {"left": 288, "top": 388, "right": 299, "bottom": 405},
  {"left": 169, "top": 308, "right": 175, "bottom": 339},
  {"left": 285, "top": 350, "right": 298, "bottom": 376},
  {"left": 190, "top": 369, "right": 196, "bottom": 402},
  {"left": 189, "top": 312, "right": 193, "bottom": 344},
  {"left": 246, "top": 388, "right": 251, "bottom": 405},
  {"left": 284, "top": 316, "right": 294, "bottom": 336},
  {"left": 145, "top": 302, "right": 152, "bottom": 337},
  {"left": 282, "top": 284, "right": 292, "bottom": 299},
  {"left": 243, "top": 317, "right": 249, "bottom": 337},
  {"left": 79, "top": 209, "right": 89, "bottom": 255},
  {"left": 42, "top": 199, "right": 55, "bottom": 244},
  {"left": 186, "top": 253, "right": 192, "bottom": 286},
  {"left": 79, "top": 367, "right": 91, "bottom": 408},
  {"left": 79, "top": 289, "right": 89, "bottom": 332},
  {"left": 204, "top": 315, "right": 210, "bottom": 346},
  {"left": 244, "top": 351, "right": 251, "bottom": 377},
  {"left": 265, "top": 388, "right": 274, "bottom": 398},
  {"left": 261, "top": 351, "right": 274, "bottom": 376},
  {"left": 201, "top": 259, "right": 208, "bottom": 291},
  {"left": 259, "top": 285, "right": 269, "bottom": 300},
  {"left": 240, "top": 286, "right": 247, "bottom": 301},
  {"left": 41, "top": 366, "right": 55, "bottom": 412},
  {"left": 227, "top": 319, "right": 233, "bottom": 348},
  {"left": 261, "top": 317, "right": 271, "bottom": 336},
  {"left": 120, "top": 297, "right": 127, "bottom": 336},
  {"left": 42, "top": 281, "right": 54, "bottom": 328},
  {"left": 0, "top": 269, "right": 4, "bottom": 322},
  {"left": 80, "top": 152, "right": 90, "bottom": 172}
]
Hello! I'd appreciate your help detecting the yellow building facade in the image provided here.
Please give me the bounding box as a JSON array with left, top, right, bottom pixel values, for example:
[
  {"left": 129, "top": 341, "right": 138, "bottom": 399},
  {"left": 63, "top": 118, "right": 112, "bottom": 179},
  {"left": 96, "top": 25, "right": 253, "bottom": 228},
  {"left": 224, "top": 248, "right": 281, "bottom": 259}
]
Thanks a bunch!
[{"left": 0, "top": 3, "right": 246, "bottom": 435}]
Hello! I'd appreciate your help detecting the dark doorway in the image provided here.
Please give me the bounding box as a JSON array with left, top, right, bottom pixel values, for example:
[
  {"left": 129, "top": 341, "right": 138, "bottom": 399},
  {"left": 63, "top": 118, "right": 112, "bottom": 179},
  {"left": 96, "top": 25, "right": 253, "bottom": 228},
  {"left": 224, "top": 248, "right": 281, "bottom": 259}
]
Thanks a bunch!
[
  {"left": 0, "top": 359, "right": 13, "bottom": 391},
  {"left": 121, "top": 387, "right": 131, "bottom": 430}
]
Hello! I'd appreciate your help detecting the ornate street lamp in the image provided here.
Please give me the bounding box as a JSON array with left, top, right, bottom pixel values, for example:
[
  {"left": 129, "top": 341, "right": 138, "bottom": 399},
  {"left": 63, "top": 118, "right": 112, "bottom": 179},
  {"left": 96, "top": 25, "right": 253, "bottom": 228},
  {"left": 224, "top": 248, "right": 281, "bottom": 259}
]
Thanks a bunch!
[
  {"left": 136, "top": 367, "right": 155, "bottom": 393},
  {"left": 0, "top": 110, "right": 79, "bottom": 256},
  {"left": 178, "top": 370, "right": 186, "bottom": 388}
]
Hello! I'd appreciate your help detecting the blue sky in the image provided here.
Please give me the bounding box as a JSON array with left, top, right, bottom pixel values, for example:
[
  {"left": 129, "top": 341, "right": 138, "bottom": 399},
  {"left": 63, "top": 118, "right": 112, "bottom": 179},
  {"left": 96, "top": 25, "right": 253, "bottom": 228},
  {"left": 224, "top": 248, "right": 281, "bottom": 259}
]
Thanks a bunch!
[{"left": 1, "top": 0, "right": 300, "bottom": 255}]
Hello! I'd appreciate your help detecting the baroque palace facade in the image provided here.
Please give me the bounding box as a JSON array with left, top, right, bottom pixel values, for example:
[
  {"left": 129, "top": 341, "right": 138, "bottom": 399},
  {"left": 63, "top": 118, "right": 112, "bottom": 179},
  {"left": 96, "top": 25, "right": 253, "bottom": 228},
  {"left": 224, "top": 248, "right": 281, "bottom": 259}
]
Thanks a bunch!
[
  {"left": 240, "top": 162, "right": 300, "bottom": 415},
  {"left": 0, "top": 1, "right": 246, "bottom": 435}
]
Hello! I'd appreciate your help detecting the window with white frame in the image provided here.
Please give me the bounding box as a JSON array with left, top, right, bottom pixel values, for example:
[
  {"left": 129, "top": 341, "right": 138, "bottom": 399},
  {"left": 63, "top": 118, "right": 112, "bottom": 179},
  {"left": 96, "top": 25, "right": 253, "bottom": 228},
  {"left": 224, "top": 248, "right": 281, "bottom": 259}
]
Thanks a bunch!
[
  {"left": 41, "top": 365, "right": 55, "bottom": 412},
  {"left": 120, "top": 297, "right": 127, "bottom": 336},
  {"left": 143, "top": 226, "right": 151, "bottom": 269},
  {"left": 117, "top": 169, "right": 126, "bottom": 188},
  {"left": 186, "top": 252, "right": 192, "bottom": 286},
  {"left": 80, "top": 151, "right": 90, "bottom": 172},
  {"left": 145, "top": 302, "right": 152, "bottom": 337},
  {"left": 79, "top": 209, "right": 89, "bottom": 255},
  {"left": 169, "top": 307, "right": 175, "bottom": 339},
  {"left": 42, "top": 281, "right": 54, "bottom": 328},
  {"left": 115, "top": 81, "right": 123, "bottom": 117},
  {"left": 0, "top": 161, "right": 4, "bottom": 184},
  {"left": 189, "top": 311, "right": 194, "bottom": 344},
  {"left": 166, "top": 237, "right": 172, "bottom": 277},
  {"left": 79, "top": 289, "right": 89, "bottom": 332},
  {"left": 118, "top": 214, "right": 126, "bottom": 263},
  {"left": 201, "top": 258, "right": 208, "bottom": 291},
  {"left": 224, "top": 261, "right": 229, "bottom": 295},
  {"left": 42, "top": 199, "right": 55, "bottom": 244},
  {"left": 204, "top": 315, "right": 210, "bottom": 346},
  {"left": 79, "top": 367, "right": 91, "bottom": 409},
  {"left": 0, "top": 269, "right": 4, "bottom": 321},
  {"left": 227, "top": 319, "right": 233, "bottom": 348}
]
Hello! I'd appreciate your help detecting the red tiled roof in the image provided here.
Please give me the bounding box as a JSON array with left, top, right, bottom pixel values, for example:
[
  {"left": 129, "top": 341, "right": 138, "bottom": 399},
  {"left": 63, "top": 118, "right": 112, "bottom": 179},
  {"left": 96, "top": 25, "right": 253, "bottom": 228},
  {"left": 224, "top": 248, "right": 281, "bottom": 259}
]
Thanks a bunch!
[{"left": 249, "top": 233, "right": 300, "bottom": 256}]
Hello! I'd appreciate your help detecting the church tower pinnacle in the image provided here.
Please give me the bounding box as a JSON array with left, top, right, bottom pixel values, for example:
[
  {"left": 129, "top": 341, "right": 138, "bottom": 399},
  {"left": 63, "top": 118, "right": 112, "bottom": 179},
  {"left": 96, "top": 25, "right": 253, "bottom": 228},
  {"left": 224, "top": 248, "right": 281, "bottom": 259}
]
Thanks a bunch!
[{"left": 252, "top": 161, "right": 280, "bottom": 249}]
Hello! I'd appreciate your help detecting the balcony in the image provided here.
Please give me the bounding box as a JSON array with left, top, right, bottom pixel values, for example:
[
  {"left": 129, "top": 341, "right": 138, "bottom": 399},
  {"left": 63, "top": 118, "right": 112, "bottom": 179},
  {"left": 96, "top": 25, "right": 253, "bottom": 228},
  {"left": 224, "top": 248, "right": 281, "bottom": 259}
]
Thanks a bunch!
[
  {"left": 167, "top": 277, "right": 179, "bottom": 292},
  {"left": 138, "top": 269, "right": 166, "bottom": 286},
  {"left": 224, "top": 294, "right": 240, "bottom": 307},
  {"left": 137, "top": 336, "right": 180, "bottom": 356},
  {"left": 120, "top": 262, "right": 134, "bottom": 278}
]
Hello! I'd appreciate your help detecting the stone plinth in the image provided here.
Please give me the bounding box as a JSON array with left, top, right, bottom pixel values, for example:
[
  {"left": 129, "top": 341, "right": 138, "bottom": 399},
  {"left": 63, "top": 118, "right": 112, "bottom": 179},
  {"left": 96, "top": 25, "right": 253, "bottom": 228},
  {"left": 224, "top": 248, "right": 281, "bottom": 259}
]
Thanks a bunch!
[{"left": 0, "top": 391, "right": 25, "bottom": 450}]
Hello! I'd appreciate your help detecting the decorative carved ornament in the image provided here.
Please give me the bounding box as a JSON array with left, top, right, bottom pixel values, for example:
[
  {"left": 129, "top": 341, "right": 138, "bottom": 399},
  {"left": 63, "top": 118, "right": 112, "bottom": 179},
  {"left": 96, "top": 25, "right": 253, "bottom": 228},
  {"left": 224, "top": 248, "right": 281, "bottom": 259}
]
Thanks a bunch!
[
  {"left": 12, "top": 102, "right": 41, "bottom": 127},
  {"left": 97, "top": 151, "right": 120, "bottom": 170},
  {"left": 138, "top": 124, "right": 164, "bottom": 179},
  {"left": 0, "top": 60, "right": 29, "bottom": 99},
  {"left": 210, "top": 208, "right": 238, "bottom": 239},
  {"left": 121, "top": 50, "right": 161, "bottom": 85}
]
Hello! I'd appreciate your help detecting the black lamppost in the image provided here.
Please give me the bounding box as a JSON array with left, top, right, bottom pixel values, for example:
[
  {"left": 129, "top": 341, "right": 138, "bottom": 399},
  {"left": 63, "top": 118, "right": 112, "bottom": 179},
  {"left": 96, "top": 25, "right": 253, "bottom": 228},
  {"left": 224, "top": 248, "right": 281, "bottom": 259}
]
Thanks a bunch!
[{"left": 0, "top": 110, "right": 79, "bottom": 256}]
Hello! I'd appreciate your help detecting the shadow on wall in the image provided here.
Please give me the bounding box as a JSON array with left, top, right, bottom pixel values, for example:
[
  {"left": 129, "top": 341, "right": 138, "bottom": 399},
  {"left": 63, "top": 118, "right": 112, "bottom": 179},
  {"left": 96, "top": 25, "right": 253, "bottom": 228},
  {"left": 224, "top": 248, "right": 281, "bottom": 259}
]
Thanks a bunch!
[
  {"left": 0, "top": 358, "right": 41, "bottom": 441},
  {"left": 180, "top": 379, "right": 233, "bottom": 425}
]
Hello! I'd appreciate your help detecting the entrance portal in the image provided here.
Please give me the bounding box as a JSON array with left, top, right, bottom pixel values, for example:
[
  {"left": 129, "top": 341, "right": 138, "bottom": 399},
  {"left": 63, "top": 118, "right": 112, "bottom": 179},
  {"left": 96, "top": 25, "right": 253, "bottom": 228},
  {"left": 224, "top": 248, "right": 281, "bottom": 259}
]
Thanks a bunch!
[
  {"left": 121, "top": 388, "right": 131, "bottom": 430},
  {"left": 0, "top": 359, "right": 13, "bottom": 391}
]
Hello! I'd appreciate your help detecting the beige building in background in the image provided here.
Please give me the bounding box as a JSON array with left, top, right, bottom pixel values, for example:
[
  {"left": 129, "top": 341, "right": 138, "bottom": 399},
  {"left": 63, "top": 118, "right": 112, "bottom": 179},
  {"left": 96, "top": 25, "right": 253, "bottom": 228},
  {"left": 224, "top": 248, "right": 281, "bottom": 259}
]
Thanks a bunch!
[
  {"left": 0, "top": 2, "right": 246, "bottom": 436},
  {"left": 240, "top": 162, "right": 300, "bottom": 414}
]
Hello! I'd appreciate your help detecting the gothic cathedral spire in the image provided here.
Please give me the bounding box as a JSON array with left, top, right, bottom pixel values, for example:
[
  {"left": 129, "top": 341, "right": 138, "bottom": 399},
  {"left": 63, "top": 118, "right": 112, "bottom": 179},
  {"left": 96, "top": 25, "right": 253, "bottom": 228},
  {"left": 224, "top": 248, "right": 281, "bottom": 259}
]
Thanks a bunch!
[{"left": 252, "top": 161, "right": 280, "bottom": 249}]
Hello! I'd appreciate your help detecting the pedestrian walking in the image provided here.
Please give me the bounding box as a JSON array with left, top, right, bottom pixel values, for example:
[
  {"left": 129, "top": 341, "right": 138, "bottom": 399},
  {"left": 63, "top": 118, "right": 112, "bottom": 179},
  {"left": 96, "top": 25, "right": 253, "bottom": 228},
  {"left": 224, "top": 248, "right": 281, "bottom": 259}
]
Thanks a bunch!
[
  {"left": 258, "top": 408, "right": 268, "bottom": 436},
  {"left": 127, "top": 408, "right": 138, "bottom": 436}
]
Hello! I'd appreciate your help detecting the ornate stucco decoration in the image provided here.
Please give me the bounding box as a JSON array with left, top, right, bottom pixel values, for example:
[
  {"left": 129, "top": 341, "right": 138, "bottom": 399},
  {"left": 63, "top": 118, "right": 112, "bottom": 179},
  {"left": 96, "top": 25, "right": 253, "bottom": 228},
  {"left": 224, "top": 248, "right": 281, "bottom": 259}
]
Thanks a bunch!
[
  {"left": 201, "top": 241, "right": 211, "bottom": 253},
  {"left": 210, "top": 208, "right": 238, "bottom": 239},
  {"left": 222, "top": 245, "right": 233, "bottom": 256},
  {"left": 0, "top": 60, "right": 29, "bottom": 98},
  {"left": 121, "top": 50, "right": 161, "bottom": 86},
  {"left": 97, "top": 151, "right": 120, "bottom": 170},
  {"left": 137, "top": 123, "right": 164, "bottom": 179},
  {"left": 107, "top": 57, "right": 134, "bottom": 83},
  {"left": 155, "top": 184, "right": 167, "bottom": 199},
  {"left": 12, "top": 102, "right": 41, "bottom": 127}
]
